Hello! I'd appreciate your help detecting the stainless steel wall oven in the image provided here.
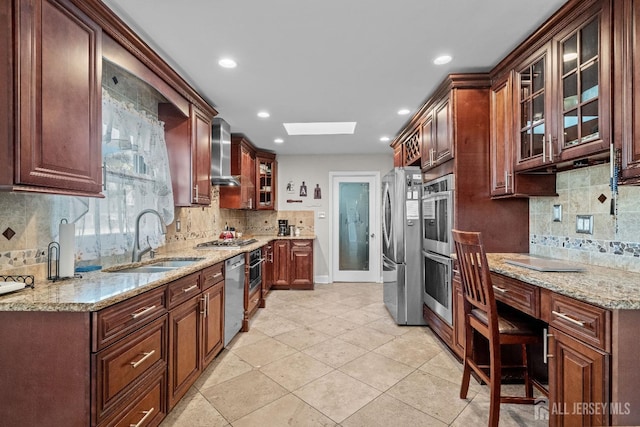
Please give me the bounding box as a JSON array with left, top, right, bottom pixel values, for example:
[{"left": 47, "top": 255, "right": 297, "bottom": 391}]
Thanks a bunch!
[
  {"left": 248, "top": 248, "right": 263, "bottom": 293},
  {"left": 421, "top": 174, "right": 454, "bottom": 326}
]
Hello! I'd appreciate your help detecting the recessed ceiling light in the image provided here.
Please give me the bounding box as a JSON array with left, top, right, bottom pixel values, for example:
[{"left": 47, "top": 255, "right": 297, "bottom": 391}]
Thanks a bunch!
[
  {"left": 433, "top": 55, "right": 452, "bottom": 65},
  {"left": 274, "top": 138, "right": 284, "bottom": 144},
  {"left": 257, "top": 111, "right": 270, "bottom": 118},
  {"left": 380, "top": 136, "right": 390, "bottom": 142},
  {"left": 218, "top": 58, "right": 237, "bottom": 68},
  {"left": 283, "top": 122, "right": 356, "bottom": 136},
  {"left": 397, "top": 109, "right": 410, "bottom": 115}
]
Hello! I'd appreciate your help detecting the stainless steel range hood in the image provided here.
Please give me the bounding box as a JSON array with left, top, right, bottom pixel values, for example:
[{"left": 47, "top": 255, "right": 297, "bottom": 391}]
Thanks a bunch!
[{"left": 211, "top": 118, "right": 240, "bottom": 186}]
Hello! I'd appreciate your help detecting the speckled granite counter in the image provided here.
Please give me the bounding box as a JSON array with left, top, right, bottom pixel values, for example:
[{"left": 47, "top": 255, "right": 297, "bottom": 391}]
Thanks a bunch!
[
  {"left": 0, "top": 235, "right": 315, "bottom": 312},
  {"left": 486, "top": 253, "right": 640, "bottom": 310}
]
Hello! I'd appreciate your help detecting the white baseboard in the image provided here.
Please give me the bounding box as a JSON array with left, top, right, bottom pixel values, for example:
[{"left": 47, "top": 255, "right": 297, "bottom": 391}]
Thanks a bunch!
[{"left": 314, "top": 275, "right": 330, "bottom": 284}]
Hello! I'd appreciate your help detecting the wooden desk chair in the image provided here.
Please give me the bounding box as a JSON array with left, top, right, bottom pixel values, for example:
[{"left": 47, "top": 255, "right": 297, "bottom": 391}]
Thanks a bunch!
[{"left": 452, "top": 229, "right": 540, "bottom": 427}]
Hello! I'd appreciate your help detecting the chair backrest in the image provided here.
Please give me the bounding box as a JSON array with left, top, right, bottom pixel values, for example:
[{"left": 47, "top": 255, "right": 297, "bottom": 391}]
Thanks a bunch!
[{"left": 452, "top": 229, "right": 498, "bottom": 325}]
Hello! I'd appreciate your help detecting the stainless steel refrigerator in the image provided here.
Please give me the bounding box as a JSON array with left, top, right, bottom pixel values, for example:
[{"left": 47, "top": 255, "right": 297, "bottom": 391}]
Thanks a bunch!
[{"left": 382, "top": 167, "right": 425, "bottom": 325}]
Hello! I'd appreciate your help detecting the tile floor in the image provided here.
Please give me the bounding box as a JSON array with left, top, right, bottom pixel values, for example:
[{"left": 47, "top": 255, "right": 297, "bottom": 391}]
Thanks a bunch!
[{"left": 160, "top": 283, "right": 548, "bottom": 426}]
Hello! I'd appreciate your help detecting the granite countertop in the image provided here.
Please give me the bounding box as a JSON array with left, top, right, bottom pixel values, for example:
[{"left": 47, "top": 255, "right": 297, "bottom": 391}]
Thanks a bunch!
[
  {"left": 0, "top": 235, "right": 315, "bottom": 313},
  {"left": 485, "top": 253, "right": 640, "bottom": 310}
]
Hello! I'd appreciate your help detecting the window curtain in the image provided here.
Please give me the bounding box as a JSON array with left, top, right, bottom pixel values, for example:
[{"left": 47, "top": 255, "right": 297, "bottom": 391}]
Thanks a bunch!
[{"left": 52, "top": 89, "right": 174, "bottom": 263}]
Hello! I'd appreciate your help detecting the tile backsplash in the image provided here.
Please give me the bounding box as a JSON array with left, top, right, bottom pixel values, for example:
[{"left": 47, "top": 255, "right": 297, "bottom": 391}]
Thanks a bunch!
[{"left": 529, "top": 163, "right": 640, "bottom": 272}]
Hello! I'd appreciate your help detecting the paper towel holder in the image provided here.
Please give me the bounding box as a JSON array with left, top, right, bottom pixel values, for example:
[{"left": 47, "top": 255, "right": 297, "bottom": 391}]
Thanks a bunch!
[{"left": 47, "top": 241, "right": 60, "bottom": 281}]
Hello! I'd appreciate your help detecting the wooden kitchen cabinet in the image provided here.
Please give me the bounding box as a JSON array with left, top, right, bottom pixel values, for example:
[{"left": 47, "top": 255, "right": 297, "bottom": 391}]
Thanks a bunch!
[
  {"left": 393, "top": 144, "right": 403, "bottom": 167},
  {"left": 0, "top": 0, "right": 103, "bottom": 197},
  {"left": 167, "top": 265, "right": 225, "bottom": 409},
  {"left": 422, "top": 96, "right": 453, "bottom": 171},
  {"left": 390, "top": 124, "right": 420, "bottom": 167},
  {"left": 548, "top": 328, "right": 610, "bottom": 427},
  {"left": 272, "top": 239, "right": 314, "bottom": 290},
  {"left": 219, "top": 135, "right": 256, "bottom": 209},
  {"left": 160, "top": 103, "right": 213, "bottom": 206},
  {"left": 260, "top": 243, "right": 274, "bottom": 307},
  {"left": 256, "top": 151, "right": 277, "bottom": 210},
  {"left": 490, "top": 71, "right": 557, "bottom": 197},
  {"left": 614, "top": 0, "right": 640, "bottom": 185},
  {"left": 452, "top": 272, "right": 465, "bottom": 359}
]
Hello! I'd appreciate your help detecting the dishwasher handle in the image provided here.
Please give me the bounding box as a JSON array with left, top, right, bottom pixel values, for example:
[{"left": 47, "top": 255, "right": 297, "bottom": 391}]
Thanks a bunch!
[{"left": 226, "top": 256, "right": 245, "bottom": 271}]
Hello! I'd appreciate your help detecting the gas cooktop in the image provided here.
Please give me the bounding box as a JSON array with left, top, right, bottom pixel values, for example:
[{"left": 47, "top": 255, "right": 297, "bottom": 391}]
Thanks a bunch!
[{"left": 194, "top": 238, "right": 257, "bottom": 249}]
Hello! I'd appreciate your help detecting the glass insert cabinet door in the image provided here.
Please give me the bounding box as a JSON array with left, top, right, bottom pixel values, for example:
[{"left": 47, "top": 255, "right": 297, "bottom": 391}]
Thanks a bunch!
[
  {"left": 518, "top": 55, "right": 547, "bottom": 162},
  {"left": 561, "top": 17, "right": 599, "bottom": 147},
  {"left": 338, "top": 182, "right": 370, "bottom": 271}
]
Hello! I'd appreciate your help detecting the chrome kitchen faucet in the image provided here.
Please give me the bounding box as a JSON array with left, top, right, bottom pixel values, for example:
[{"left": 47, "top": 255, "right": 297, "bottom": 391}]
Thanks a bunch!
[{"left": 131, "top": 209, "right": 167, "bottom": 262}]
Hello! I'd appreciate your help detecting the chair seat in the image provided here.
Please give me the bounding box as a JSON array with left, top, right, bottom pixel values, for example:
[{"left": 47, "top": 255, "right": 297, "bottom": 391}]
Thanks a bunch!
[{"left": 471, "top": 308, "right": 536, "bottom": 335}]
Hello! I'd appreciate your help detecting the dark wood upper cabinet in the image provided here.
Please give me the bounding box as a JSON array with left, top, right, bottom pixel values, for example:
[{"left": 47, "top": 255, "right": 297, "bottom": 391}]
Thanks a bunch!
[
  {"left": 420, "top": 95, "right": 454, "bottom": 172},
  {"left": 255, "top": 151, "right": 277, "bottom": 210},
  {"left": 219, "top": 135, "right": 256, "bottom": 209},
  {"left": 614, "top": 0, "right": 640, "bottom": 185},
  {"left": 0, "top": 0, "right": 103, "bottom": 197}
]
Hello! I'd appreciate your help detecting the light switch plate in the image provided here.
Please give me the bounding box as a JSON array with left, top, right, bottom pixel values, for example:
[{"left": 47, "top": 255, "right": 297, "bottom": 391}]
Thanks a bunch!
[
  {"left": 553, "top": 204, "right": 562, "bottom": 222},
  {"left": 576, "top": 215, "right": 593, "bottom": 234},
  {"left": 318, "top": 211, "right": 326, "bottom": 219}
]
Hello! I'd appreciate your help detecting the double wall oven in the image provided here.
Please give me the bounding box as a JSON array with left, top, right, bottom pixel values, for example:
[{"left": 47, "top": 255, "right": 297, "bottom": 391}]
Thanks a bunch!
[
  {"left": 248, "top": 248, "right": 263, "bottom": 294},
  {"left": 422, "top": 174, "right": 454, "bottom": 325}
]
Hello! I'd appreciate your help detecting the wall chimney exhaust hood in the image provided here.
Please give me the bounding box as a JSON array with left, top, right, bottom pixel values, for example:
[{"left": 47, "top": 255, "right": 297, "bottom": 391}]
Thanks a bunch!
[{"left": 211, "top": 118, "right": 240, "bottom": 186}]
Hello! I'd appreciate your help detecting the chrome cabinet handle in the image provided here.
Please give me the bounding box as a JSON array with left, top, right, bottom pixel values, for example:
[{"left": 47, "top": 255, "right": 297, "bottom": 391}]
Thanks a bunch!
[
  {"left": 102, "top": 162, "right": 107, "bottom": 190},
  {"left": 492, "top": 285, "right": 507, "bottom": 293},
  {"left": 183, "top": 284, "right": 199, "bottom": 293},
  {"left": 129, "top": 407, "right": 154, "bottom": 427},
  {"left": 131, "top": 305, "right": 156, "bottom": 319},
  {"left": 212, "top": 272, "right": 223, "bottom": 279},
  {"left": 548, "top": 133, "right": 553, "bottom": 162},
  {"left": 552, "top": 310, "right": 586, "bottom": 327},
  {"left": 542, "top": 134, "right": 546, "bottom": 163},
  {"left": 200, "top": 295, "right": 207, "bottom": 315},
  {"left": 504, "top": 170, "right": 510, "bottom": 193},
  {"left": 543, "top": 328, "right": 554, "bottom": 364},
  {"left": 130, "top": 350, "right": 155, "bottom": 368}
]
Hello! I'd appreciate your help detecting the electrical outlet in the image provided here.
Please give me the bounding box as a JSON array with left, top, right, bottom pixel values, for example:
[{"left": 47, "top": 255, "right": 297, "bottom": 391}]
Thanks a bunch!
[
  {"left": 318, "top": 211, "right": 326, "bottom": 219},
  {"left": 576, "top": 215, "right": 593, "bottom": 234},
  {"left": 553, "top": 205, "right": 562, "bottom": 222}
]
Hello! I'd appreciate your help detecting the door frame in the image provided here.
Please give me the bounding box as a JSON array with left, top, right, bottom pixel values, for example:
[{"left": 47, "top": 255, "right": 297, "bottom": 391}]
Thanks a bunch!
[{"left": 328, "top": 171, "right": 381, "bottom": 283}]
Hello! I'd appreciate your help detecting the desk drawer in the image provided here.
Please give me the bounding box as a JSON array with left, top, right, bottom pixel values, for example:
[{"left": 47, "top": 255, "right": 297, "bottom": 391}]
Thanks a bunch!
[
  {"left": 167, "top": 273, "right": 201, "bottom": 308},
  {"left": 92, "top": 286, "right": 167, "bottom": 352},
  {"left": 490, "top": 273, "right": 539, "bottom": 318},
  {"left": 547, "top": 292, "right": 610, "bottom": 352}
]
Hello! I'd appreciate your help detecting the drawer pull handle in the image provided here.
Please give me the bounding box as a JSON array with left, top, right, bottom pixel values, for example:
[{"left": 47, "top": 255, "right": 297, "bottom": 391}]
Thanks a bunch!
[
  {"left": 492, "top": 286, "right": 507, "bottom": 293},
  {"left": 183, "top": 284, "right": 199, "bottom": 293},
  {"left": 212, "top": 272, "right": 223, "bottom": 278},
  {"left": 552, "top": 310, "right": 586, "bottom": 327},
  {"left": 543, "top": 328, "right": 554, "bottom": 364},
  {"left": 130, "top": 350, "right": 155, "bottom": 368},
  {"left": 129, "top": 407, "right": 154, "bottom": 427},
  {"left": 131, "top": 305, "right": 156, "bottom": 319}
]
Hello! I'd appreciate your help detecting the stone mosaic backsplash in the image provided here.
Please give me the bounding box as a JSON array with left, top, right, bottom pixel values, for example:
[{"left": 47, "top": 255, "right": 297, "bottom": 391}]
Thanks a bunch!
[{"left": 529, "top": 163, "right": 640, "bottom": 273}]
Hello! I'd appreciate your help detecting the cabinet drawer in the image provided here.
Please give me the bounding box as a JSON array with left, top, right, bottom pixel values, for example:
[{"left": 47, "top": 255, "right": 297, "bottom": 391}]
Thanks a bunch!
[
  {"left": 490, "top": 273, "right": 539, "bottom": 318},
  {"left": 94, "top": 315, "right": 167, "bottom": 424},
  {"left": 291, "top": 239, "right": 312, "bottom": 249},
  {"left": 247, "top": 287, "right": 261, "bottom": 315},
  {"left": 201, "top": 262, "right": 224, "bottom": 290},
  {"left": 92, "top": 286, "right": 167, "bottom": 352},
  {"left": 98, "top": 364, "right": 167, "bottom": 427},
  {"left": 547, "top": 293, "right": 610, "bottom": 352},
  {"left": 167, "top": 272, "right": 201, "bottom": 308}
]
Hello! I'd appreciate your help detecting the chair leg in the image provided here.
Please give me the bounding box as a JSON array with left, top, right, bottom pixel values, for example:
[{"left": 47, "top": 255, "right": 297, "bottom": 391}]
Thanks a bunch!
[
  {"left": 522, "top": 343, "right": 533, "bottom": 398},
  {"left": 488, "top": 339, "right": 501, "bottom": 427},
  {"left": 460, "top": 321, "right": 473, "bottom": 399}
]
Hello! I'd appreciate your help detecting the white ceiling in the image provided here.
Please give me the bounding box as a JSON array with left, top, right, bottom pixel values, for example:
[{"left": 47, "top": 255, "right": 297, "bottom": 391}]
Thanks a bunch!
[{"left": 101, "top": 0, "right": 567, "bottom": 156}]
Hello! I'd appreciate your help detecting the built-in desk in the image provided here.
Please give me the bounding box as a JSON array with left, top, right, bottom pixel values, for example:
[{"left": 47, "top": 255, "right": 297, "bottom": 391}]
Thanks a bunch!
[{"left": 451, "top": 253, "right": 640, "bottom": 426}]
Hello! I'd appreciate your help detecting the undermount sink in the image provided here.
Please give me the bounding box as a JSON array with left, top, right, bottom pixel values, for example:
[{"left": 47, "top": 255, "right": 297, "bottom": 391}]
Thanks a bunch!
[{"left": 109, "top": 258, "right": 205, "bottom": 273}]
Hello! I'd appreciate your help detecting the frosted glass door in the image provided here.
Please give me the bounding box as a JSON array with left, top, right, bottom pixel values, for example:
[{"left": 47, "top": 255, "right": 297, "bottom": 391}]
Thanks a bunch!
[{"left": 339, "top": 182, "right": 370, "bottom": 271}]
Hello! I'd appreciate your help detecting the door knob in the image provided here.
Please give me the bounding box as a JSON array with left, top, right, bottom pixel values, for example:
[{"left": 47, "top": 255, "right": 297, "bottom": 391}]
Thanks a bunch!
[{"left": 370, "top": 233, "right": 375, "bottom": 238}]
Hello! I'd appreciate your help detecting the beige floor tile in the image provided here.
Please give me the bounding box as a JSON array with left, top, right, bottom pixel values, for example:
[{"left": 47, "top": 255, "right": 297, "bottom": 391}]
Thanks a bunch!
[
  {"left": 366, "top": 317, "right": 413, "bottom": 337},
  {"left": 200, "top": 370, "right": 287, "bottom": 422},
  {"left": 336, "top": 326, "right": 395, "bottom": 351},
  {"left": 341, "top": 393, "right": 447, "bottom": 427},
  {"left": 233, "top": 394, "right": 337, "bottom": 427},
  {"left": 302, "top": 337, "right": 369, "bottom": 368},
  {"left": 339, "top": 352, "right": 414, "bottom": 391},
  {"left": 280, "top": 307, "right": 332, "bottom": 325},
  {"left": 294, "top": 370, "right": 382, "bottom": 423},
  {"left": 387, "top": 371, "right": 475, "bottom": 424},
  {"left": 418, "top": 351, "right": 482, "bottom": 392},
  {"left": 336, "top": 307, "right": 384, "bottom": 325},
  {"left": 359, "top": 302, "right": 392, "bottom": 318},
  {"left": 194, "top": 350, "right": 253, "bottom": 391},
  {"left": 314, "top": 302, "right": 359, "bottom": 316},
  {"left": 251, "top": 315, "right": 301, "bottom": 337},
  {"left": 401, "top": 326, "right": 440, "bottom": 345},
  {"left": 373, "top": 336, "right": 442, "bottom": 368},
  {"left": 260, "top": 352, "right": 334, "bottom": 391},
  {"left": 160, "top": 388, "right": 229, "bottom": 427},
  {"left": 273, "top": 326, "right": 332, "bottom": 350},
  {"left": 337, "top": 295, "right": 381, "bottom": 308},
  {"left": 225, "top": 328, "right": 269, "bottom": 350},
  {"left": 450, "top": 391, "right": 549, "bottom": 427},
  {"left": 307, "top": 316, "right": 360, "bottom": 337},
  {"left": 231, "top": 337, "right": 297, "bottom": 368}
]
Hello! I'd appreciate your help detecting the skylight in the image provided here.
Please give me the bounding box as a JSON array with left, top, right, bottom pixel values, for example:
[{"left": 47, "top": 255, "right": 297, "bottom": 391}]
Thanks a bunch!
[{"left": 283, "top": 122, "right": 357, "bottom": 136}]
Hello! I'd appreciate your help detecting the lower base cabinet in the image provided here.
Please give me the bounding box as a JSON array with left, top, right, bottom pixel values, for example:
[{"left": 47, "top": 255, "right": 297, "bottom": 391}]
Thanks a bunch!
[{"left": 272, "top": 239, "right": 314, "bottom": 290}]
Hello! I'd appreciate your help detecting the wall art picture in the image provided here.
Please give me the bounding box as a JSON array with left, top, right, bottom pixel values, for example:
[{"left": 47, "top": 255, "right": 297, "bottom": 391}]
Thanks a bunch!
[{"left": 314, "top": 183, "right": 321, "bottom": 199}]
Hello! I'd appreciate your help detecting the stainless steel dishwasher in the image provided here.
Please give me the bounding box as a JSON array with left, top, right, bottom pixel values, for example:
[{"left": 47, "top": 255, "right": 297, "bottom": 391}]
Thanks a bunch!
[{"left": 224, "top": 254, "right": 245, "bottom": 346}]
